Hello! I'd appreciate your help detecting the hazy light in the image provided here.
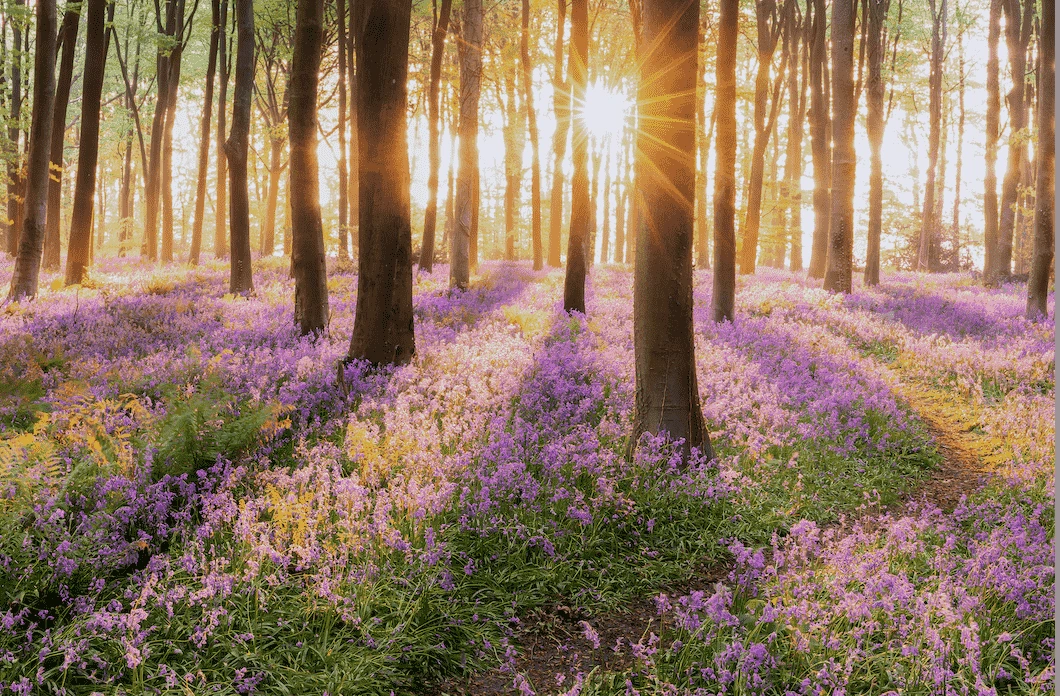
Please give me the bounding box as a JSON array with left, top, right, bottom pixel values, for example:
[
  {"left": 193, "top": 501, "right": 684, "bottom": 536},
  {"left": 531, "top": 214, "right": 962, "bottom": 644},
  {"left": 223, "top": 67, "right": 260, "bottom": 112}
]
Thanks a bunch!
[{"left": 580, "top": 82, "right": 630, "bottom": 140}]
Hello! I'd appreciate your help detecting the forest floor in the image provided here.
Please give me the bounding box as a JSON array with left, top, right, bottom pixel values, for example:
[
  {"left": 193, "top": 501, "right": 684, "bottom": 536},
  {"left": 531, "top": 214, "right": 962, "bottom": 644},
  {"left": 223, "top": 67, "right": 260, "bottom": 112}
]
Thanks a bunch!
[{"left": 0, "top": 258, "right": 1053, "bottom": 696}]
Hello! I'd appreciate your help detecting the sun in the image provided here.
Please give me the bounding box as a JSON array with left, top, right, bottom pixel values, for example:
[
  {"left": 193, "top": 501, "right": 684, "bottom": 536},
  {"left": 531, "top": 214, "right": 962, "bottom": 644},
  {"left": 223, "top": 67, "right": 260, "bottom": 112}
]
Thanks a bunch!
[{"left": 580, "top": 82, "right": 630, "bottom": 140}]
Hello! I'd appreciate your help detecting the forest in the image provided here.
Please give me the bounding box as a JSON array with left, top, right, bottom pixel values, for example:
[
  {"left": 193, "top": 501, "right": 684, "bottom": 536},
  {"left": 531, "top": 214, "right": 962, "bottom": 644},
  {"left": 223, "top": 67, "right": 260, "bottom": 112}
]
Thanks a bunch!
[{"left": 0, "top": 0, "right": 1054, "bottom": 693}]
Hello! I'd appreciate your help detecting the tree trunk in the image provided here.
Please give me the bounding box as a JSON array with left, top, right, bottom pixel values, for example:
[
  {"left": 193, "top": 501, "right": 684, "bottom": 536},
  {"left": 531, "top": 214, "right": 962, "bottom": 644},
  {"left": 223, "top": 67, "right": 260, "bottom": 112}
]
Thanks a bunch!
[
  {"left": 215, "top": 0, "right": 230, "bottom": 258},
  {"left": 190, "top": 0, "right": 221, "bottom": 265},
  {"left": 44, "top": 4, "right": 80, "bottom": 270},
  {"left": 562, "top": 0, "right": 589, "bottom": 312},
  {"left": 632, "top": 0, "right": 712, "bottom": 461},
  {"left": 806, "top": 0, "right": 830, "bottom": 278},
  {"left": 289, "top": 0, "right": 329, "bottom": 333},
  {"left": 7, "top": 0, "right": 56, "bottom": 300},
  {"left": 616, "top": 138, "right": 627, "bottom": 264},
  {"left": 5, "top": 0, "right": 23, "bottom": 257},
  {"left": 349, "top": 0, "right": 416, "bottom": 365},
  {"left": 996, "top": 0, "right": 1034, "bottom": 280},
  {"left": 712, "top": 0, "right": 738, "bottom": 321},
  {"left": 822, "top": 0, "right": 855, "bottom": 293},
  {"left": 143, "top": 0, "right": 178, "bottom": 261},
  {"left": 917, "top": 0, "right": 945, "bottom": 272},
  {"left": 601, "top": 142, "right": 612, "bottom": 263},
  {"left": 161, "top": 0, "right": 186, "bottom": 263},
  {"left": 226, "top": 0, "right": 254, "bottom": 294},
  {"left": 949, "top": 30, "right": 964, "bottom": 269},
  {"left": 336, "top": 0, "right": 350, "bottom": 261},
  {"left": 347, "top": 0, "right": 359, "bottom": 250},
  {"left": 548, "top": 0, "right": 568, "bottom": 267},
  {"left": 983, "top": 0, "right": 1001, "bottom": 278},
  {"left": 696, "top": 100, "right": 715, "bottom": 267},
  {"left": 588, "top": 136, "right": 602, "bottom": 266},
  {"left": 863, "top": 0, "right": 889, "bottom": 285},
  {"left": 522, "top": 0, "right": 543, "bottom": 269},
  {"left": 65, "top": 0, "right": 108, "bottom": 285},
  {"left": 503, "top": 63, "right": 520, "bottom": 262},
  {"left": 784, "top": 3, "right": 808, "bottom": 273},
  {"left": 451, "top": 0, "right": 482, "bottom": 289},
  {"left": 1026, "top": 0, "right": 1052, "bottom": 319},
  {"left": 420, "top": 0, "right": 452, "bottom": 272},
  {"left": 258, "top": 136, "right": 282, "bottom": 256}
]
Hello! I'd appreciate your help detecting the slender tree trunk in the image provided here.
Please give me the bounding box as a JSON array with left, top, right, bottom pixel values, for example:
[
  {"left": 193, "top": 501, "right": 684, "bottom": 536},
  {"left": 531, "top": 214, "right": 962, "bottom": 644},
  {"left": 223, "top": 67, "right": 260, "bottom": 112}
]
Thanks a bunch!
[
  {"left": 713, "top": 0, "right": 738, "bottom": 321},
  {"left": 521, "top": 0, "right": 543, "bottom": 269},
  {"left": 785, "top": 5, "right": 808, "bottom": 273},
  {"left": 8, "top": 0, "right": 56, "bottom": 300},
  {"left": 588, "top": 137, "right": 602, "bottom": 265},
  {"left": 917, "top": 0, "right": 946, "bottom": 272},
  {"left": 347, "top": 0, "right": 358, "bottom": 250},
  {"left": 548, "top": 0, "right": 568, "bottom": 267},
  {"left": 336, "top": 0, "right": 350, "bottom": 260},
  {"left": 190, "top": 0, "right": 221, "bottom": 265},
  {"left": 161, "top": 0, "right": 186, "bottom": 263},
  {"left": 289, "top": 0, "right": 328, "bottom": 333},
  {"left": 601, "top": 142, "right": 612, "bottom": 263},
  {"left": 143, "top": 0, "right": 177, "bottom": 261},
  {"left": 226, "top": 0, "right": 254, "bottom": 293},
  {"left": 562, "top": 0, "right": 589, "bottom": 312},
  {"left": 983, "top": 0, "right": 1001, "bottom": 277},
  {"left": 349, "top": 0, "right": 416, "bottom": 365},
  {"left": 616, "top": 136, "right": 627, "bottom": 264},
  {"left": 1026, "top": 0, "right": 1052, "bottom": 319},
  {"left": 5, "top": 0, "right": 23, "bottom": 257},
  {"left": 696, "top": 104, "right": 715, "bottom": 267},
  {"left": 503, "top": 64, "right": 520, "bottom": 262},
  {"left": 806, "top": 0, "right": 830, "bottom": 278},
  {"left": 451, "top": 0, "right": 482, "bottom": 289},
  {"left": 632, "top": 0, "right": 712, "bottom": 461},
  {"left": 996, "top": 0, "right": 1033, "bottom": 279},
  {"left": 420, "top": 0, "right": 452, "bottom": 272},
  {"left": 950, "top": 41, "right": 965, "bottom": 268},
  {"left": 259, "top": 136, "right": 282, "bottom": 256},
  {"left": 863, "top": 0, "right": 889, "bottom": 285},
  {"left": 43, "top": 4, "right": 80, "bottom": 270},
  {"left": 65, "top": 0, "right": 109, "bottom": 284},
  {"left": 822, "top": 0, "right": 855, "bottom": 293},
  {"left": 215, "top": 0, "right": 230, "bottom": 258}
]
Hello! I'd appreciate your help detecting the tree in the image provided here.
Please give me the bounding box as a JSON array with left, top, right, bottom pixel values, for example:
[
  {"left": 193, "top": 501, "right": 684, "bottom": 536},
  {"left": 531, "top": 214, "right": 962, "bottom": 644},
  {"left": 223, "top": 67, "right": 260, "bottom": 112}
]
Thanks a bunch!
[
  {"left": 216, "top": 0, "right": 230, "bottom": 258},
  {"left": 336, "top": 0, "right": 350, "bottom": 260},
  {"left": 781, "top": 0, "right": 807, "bottom": 273},
  {"left": 227, "top": 0, "right": 254, "bottom": 294},
  {"left": 548, "top": 0, "right": 569, "bottom": 268},
  {"left": 712, "top": 0, "right": 738, "bottom": 322},
  {"left": 863, "top": 0, "right": 891, "bottom": 285},
  {"left": 917, "top": 0, "right": 946, "bottom": 272},
  {"left": 254, "top": 5, "right": 291, "bottom": 258},
  {"left": 806, "top": 0, "right": 830, "bottom": 278},
  {"left": 5, "top": 0, "right": 24, "bottom": 257},
  {"left": 522, "top": 0, "right": 543, "bottom": 270},
  {"left": 43, "top": 3, "right": 80, "bottom": 270},
  {"left": 983, "top": 0, "right": 1001, "bottom": 278},
  {"left": 450, "top": 0, "right": 482, "bottom": 289},
  {"left": 419, "top": 0, "right": 452, "bottom": 272},
  {"left": 65, "top": 0, "right": 109, "bottom": 285},
  {"left": 189, "top": 0, "right": 222, "bottom": 265},
  {"left": 7, "top": 0, "right": 56, "bottom": 300},
  {"left": 822, "top": 0, "right": 855, "bottom": 293},
  {"left": 289, "top": 0, "right": 328, "bottom": 334},
  {"left": 562, "top": 0, "right": 589, "bottom": 313},
  {"left": 1026, "top": 0, "right": 1052, "bottom": 319},
  {"left": 631, "top": 0, "right": 712, "bottom": 461},
  {"left": 348, "top": 0, "right": 416, "bottom": 366}
]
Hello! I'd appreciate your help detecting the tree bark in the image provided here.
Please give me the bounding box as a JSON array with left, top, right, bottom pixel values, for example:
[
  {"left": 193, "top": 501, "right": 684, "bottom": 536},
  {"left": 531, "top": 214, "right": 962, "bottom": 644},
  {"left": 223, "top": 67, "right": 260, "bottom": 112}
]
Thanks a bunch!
[
  {"left": 784, "top": 1, "right": 808, "bottom": 273},
  {"left": 226, "top": 0, "right": 254, "bottom": 294},
  {"left": 632, "top": 0, "right": 712, "bottom": 461},
  {"left": 419, "top": 0, "right": 452, "bottom": 272},
  {"left": 712, "top": 0, "right": 738, "bottom": 321},
  {"left": 336, "top": 0, "right": 350, "bottom": 260},
  {"left": 143, "top": 0, "right": 178, "bottom": 261},
  {"left": 950, "top": 31, "right": 965, "bottom": 269},
  {"left": 588, "top": 136, "right": 602, "bottom": 265},
  {"left": 160, "top": 0, "right": 186, "bottom": 263},
  {"left": 349, "top": 0, "right": 416, "bottom": 366},
  {"left": 822, "top": 0, "right": 855, "bottom": 293},
  {"left": 601, "top": 142, "right": 612, "bottom": 263},
  {"left": 806, "top": 0, "right": 830, "bottom": 278},
  {"left": 917, "top": 0, "right": 946, "bottom": 272},
  {"left": 7, "top": 0, "right": 56, "bottom": 300},
  {"left": 43, "top": 3, "right": 80, "bottom": 270},
  {"left": 1026, "top": 0, "right": 1052, "bottom": 319},
  {"left": 562, "top": 0, "right": 589, "bottom": 312},
  {"left": 983, "top": 0, "right": 1001, "bottom": 278},
  {"left": 548, "top": 0, "right": 568, "bottom": 267},
  {"left": 5, "top": 0, "right": 23, "bottom": 257},
  {"left": 863, "top": 0, "right": 889, "bottom": 285},
  {"left": 190, "top": 0, "right": 221, "bottom": 265},
  {"left": 502, "top": 60, "right": 520, "bottom": 262},
  {"left": 215, "top": 0, "right": 230, "bottom": 258},
  {"left": 289, "top": 0, "right": 329, "bottom": 333},
  {"left": 450, "top": 0, "right": 482, "bottom": 289},
  {"left": 522, "top": 0, "right": 543, "bottom": 270},
  {"left": 65, "top": 0, "right": 108, "bottom": 285}
]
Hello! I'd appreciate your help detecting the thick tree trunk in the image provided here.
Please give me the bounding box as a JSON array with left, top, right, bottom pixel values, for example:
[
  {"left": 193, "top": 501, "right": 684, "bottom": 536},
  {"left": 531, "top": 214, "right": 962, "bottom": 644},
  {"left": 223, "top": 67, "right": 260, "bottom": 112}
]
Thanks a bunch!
[
  {"left": 632, "top": 0, "right": 712, "bottom": 461},
  {"left": 863, "top": 0, "right": 889, "bottom": 285},
  {"left": 349, "top": 0, "right": 416, "bottom": 365},
  {"left": 548, "top": 0, "right": 568, "bottom": 267},
  {"left": 1026, "top": 0, "right": 1053, "bottom": 319},
  {"left": 996, "top": 0, "right": 1033, "bottom": 279},
  {"left": 562, "top": 0, "right": 589, "bottom": 312},
  {"left": 226, "top": 0, "right": 254, "bottom": 294},
  {"left": 712, "top": 0, "right": 738, "bottom": 321},
  {"left": 215, "top": 0, "right": 230, "bottom": 258},
  {"left": 451, "top": 0, "right": 482, "bottom": 289},
  {"left": 806, "top": 0, "right": 830, "bottom": 278},
  {"left": 983, "top": 0, "right": 1001, "bottom": 278},
  {"left": 420, "top": 0, "right": 452, "bottom": 272},
  {"left": 917, "top": 0, "right": 945, "bottom": 272},
  {"left": 289, "top": 0, "right": 329, "bottom": 333},
  {"left": 822, "top": 0, "right": 855, "bottom": 293},
  {"left": 161, "top": 0, "right": 186, "bottom": 263},
  {"left": 5, "top": 0, "right": 23, "bottom": 257},
  {"left": 65, "top": 0, "right": 108, "bottom": 285},
  {"left": 522, "top": 0, "right": 543, "bottom": 270},
  {"left": 190, "top": 0, "right": 221, "bottom": 265},
  {"left": 8, "top": 0, "right": 56, "bottom": 300},
  {"left": 43, "top": 4, "right": 80, "bottom": 270}
]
